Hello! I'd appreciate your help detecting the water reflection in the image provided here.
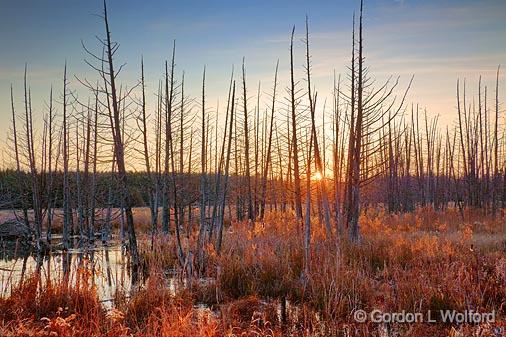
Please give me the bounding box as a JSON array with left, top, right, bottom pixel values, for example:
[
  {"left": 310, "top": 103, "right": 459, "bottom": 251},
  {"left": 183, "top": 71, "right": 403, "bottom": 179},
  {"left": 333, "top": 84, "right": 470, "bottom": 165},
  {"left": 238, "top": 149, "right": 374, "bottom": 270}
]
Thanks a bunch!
[
  {"left": 1, "top": 243, "right": 306, "bottom": 328},
  {"left": 0, "top": 244, "right": 133, "bottom": 309}
]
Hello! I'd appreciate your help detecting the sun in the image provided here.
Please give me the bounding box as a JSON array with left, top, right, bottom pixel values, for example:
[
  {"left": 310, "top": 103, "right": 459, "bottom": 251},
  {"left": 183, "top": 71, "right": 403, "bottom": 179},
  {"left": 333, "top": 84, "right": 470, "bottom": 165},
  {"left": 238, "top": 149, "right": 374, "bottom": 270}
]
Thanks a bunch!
[{"left": 313, "top": 171, "right": 323, "bottom": 181}]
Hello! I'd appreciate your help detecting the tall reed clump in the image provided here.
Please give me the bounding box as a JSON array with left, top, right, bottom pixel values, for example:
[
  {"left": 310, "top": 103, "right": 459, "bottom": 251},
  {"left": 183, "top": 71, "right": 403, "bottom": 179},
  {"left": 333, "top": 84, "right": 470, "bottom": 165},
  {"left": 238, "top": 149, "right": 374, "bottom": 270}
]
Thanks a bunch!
[
  {"left": 139, "top": 233, "right": 182, "bottom": 270},
  {"left": 0, "top": 268, "right": 103, "bottom": 336},
  {"left": 208, "top": 214, "right": 305, "bottom": 302},
  {"left": 120, "top": 271, "right": 192, "bottom": 330}
]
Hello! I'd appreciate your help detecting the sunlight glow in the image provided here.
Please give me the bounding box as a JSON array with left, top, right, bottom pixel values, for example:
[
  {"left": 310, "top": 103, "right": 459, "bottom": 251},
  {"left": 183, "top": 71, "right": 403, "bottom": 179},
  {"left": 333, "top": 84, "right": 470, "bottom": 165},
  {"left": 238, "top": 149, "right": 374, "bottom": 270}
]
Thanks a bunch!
[{"left": 313, "top": 171, "right": 323, "bottom": 181}]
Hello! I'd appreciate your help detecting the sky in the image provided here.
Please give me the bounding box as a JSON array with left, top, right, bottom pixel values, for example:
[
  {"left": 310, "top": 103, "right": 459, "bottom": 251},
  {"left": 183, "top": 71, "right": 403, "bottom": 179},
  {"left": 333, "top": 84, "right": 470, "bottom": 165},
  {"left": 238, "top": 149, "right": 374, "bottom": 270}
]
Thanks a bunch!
[{"left": 0, "top": 0, "right": 505, "bottom": 168}]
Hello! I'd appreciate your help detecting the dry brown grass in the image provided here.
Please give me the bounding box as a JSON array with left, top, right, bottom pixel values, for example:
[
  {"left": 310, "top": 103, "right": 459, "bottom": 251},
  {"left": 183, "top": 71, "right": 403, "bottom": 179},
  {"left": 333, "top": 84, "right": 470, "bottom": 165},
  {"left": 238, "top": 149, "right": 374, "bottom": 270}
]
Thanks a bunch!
[
  {"left": 0, "top": 267, "right": 103, "bottom": 336},
  {"left": 1, "top": 207, "right": 505, "bottom": 336}
]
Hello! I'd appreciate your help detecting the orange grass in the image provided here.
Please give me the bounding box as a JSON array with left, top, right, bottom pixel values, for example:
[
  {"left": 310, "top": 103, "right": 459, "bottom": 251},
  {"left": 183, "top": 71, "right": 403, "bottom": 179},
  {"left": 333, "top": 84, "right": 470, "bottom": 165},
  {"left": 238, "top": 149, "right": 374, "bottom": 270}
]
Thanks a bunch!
[{"left": 0, "top": 207, "right": 505, "bottom": 336}]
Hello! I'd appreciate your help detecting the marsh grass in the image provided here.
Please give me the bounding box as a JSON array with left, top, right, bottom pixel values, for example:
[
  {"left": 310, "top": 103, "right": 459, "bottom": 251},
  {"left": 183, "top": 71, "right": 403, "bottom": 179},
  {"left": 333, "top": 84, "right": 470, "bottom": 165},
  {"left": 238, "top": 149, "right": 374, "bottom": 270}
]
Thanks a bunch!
[{"left": 0, "top": 207, "right": 505, "bottom": 336}]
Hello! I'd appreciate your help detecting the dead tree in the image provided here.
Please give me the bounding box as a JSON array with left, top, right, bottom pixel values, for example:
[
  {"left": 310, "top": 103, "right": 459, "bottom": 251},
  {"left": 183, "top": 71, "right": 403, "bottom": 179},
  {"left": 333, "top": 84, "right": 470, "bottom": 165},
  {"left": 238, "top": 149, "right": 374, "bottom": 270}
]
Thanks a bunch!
[
  {"left": 253, "top": 82, "right": 261, "bottom": 218},
  {"left": 170, "top": 53, "right": 185, "bottom": 266},
  {"left": 345, "top": 0, "right": 411, "bottom": 242},
  {"left": 344, "top": 13, "right": 357, "bottom": 227},
  {"left": 197, "top": 67, "right": 207, "bottom": 273},
  {"left": 493, "top": 66, "right": 500, "bottom": 212},
  {"left": 289, "top": 26, "right": 303, "bottom": 220},
  {"left": 162, "top": 57, "right": 173, "bottom": 234},
  {"left": 89, "top": 89, "right": 99, "bottom": 243},
  {"left": 81, "top": 0, "right": 140, "bottom": 271},
  {"left": 10, "top": 85, "right": 30, "bottom": 230},
  {"left": 75, "top": 114, "right": 84, "bottom": 244},
  {"left": 23, "top": 66, "right": 43, "bottom": 251},
  {"left": 304, "top": 129, "right": 313, "bottom": 277},
  {"left": 260, "top": 61, "right": 279, "bottom": 219},
  {"left": 62, "top": 63, "right": 72, "bottom": 249},
  {"left": 304, "top": 17, "right": 332, "bottom": 237},
  {"left": 210, "top": 67, "right": 234, "bottom": 241},
  {"left": 346, "top": 3, "right": 363, "bottom": 243},
  {"left": 45, "top": 86, "right": 55, "bottom": 243},
  {"left": 138, "top": 57, "right": 159, "bottom": 242},
  {"left": 332, "top": 74, "right": 346, "bottom": 233},
  {"left": 241, "top": 59, "right": 254, "bottom": 220},
  {"left": 216, "top": 81, "right": 236, "bottom": 254},
  {"left": 153, "top": 80, "right": 163, "bottom": 243}
]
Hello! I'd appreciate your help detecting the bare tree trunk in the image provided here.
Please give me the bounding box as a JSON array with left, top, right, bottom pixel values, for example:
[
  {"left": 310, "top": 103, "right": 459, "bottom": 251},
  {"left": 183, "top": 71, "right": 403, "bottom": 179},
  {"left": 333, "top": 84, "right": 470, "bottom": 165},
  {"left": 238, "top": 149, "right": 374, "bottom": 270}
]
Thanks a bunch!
[
  {"left": 46, "top": 87, "right": 54, "bottom": 244},
  {"left": 349, "top": 1, "right": 364, "bottom": 243},
  {"left": 89, "top": 91, "right": 99, "bottom": 244},
  {"left": 102, "top": 0, "right": 139, "bottom": 272},
  {"left": 289, "top": 27, "right": 303, "bottom": 220},
  {"left": 241, "top": 59, "right": 254, "bottom": 221},
  {"left": 216, "top": 82, "right": 236, "bottom": 254},
  {"left": 139, "top": 58, "right": 158, "bottom": 245},
  {"left": 75, "top": 116, "right": 84, "bottom": 245},
  {"left": 162, "top": 59, "right": 172, "bottom": 234},
  {"left": 345, "top": 15, "right": 356, "bottom": 229},
  {"left": 10, "top": 85, "right": 30, "bottom": 233},
  {"left": 253, "top": 82, "right": 261, "bottom": 218},
  {"left": 332, "top": 74, "right": 343, "bottom": 234},
  {"left": 197, "top": 67, "right": 208, "bottom": 274},
  {"left": 82, "top": 103, "right": 92, "bottom": 244},
  {"left": 61, "top": 63, "right": 72, "bottom": 250},
  {"left": 165, "top": 42, "right": 185, "bottom": 265},
  {"left": 260, "top": 61, "right": 279, "bottom": 219},
  {"left": 493, "top": 66, "right": 500, "bottom": 212},
  {"left": 152, "top": 81, "right": 163, "bottom": 248},
  {"left": 274, "top": 123, "right": 287, "bottom": 212},
  {"left": 24, "top": 66, "right": 43, "bottom": 251},
  {"left": 305, "top": 18, "right": 332, "bottom": 237},
  {"left": 210, "top": 68, "right": 233, "bottom": 242},
  {"left": 304, "top": 130, "right": 313, "bottom": 278}
]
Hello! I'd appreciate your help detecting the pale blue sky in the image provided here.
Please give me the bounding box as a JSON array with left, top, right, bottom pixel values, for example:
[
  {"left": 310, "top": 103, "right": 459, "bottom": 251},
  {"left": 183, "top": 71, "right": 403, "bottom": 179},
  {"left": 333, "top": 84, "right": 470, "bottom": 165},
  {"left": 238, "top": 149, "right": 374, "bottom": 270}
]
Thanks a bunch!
[{"left": 1, "top": 0, "right": 505, "bottom": 166}]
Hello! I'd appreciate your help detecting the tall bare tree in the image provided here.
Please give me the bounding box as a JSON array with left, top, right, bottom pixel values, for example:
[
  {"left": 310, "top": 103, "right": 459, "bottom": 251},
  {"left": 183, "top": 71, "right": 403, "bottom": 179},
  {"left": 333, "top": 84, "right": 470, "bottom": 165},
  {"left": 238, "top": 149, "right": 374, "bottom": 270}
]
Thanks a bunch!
[
  {"left": 289, "top": 27, "right": 303, "bottom": 220},
  {"left": 260, "top": 61, "right": 279, "bottom": 219}
]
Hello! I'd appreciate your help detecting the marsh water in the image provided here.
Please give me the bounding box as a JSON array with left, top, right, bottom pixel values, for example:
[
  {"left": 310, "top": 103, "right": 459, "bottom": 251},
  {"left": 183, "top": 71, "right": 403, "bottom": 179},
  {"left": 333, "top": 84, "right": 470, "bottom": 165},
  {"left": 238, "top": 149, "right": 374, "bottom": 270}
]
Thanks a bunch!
[
  {"left": 1, "top": 243, "right": 141, "bottom": 307},
  {"left": 0, "top": 237, "right": 304, "bottom": 325}
]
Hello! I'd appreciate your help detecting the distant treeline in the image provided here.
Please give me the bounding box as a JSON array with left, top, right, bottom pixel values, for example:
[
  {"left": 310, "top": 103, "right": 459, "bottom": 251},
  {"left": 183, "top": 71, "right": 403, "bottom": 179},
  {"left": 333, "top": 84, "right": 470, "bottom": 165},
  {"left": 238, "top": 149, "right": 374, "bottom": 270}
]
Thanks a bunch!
[
  {"left": 2, "top": 169, "right": 504, "bottom": 214},
  {"left": 0, "top": 169, "right": 199, "bottom": 210}
]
